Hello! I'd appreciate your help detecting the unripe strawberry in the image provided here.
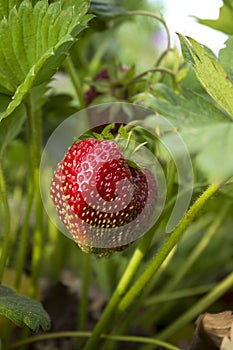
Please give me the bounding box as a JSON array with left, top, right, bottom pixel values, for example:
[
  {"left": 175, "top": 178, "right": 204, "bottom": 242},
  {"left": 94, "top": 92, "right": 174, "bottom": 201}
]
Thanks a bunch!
[{"left": 84, "top": 68, "right": 109, "bottom": 105}]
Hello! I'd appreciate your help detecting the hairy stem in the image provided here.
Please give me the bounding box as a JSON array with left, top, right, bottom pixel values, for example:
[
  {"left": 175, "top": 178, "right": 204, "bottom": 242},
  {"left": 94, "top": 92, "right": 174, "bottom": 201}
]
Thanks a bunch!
[
  {"left": 83, "top": 183, "right": 221, "bottom": 350},
  {"left": 117, "top": 182, "right": 221, "bottom": 314},
  {"left": 144, "top": 201, "right": 231, "bottom": 326}
]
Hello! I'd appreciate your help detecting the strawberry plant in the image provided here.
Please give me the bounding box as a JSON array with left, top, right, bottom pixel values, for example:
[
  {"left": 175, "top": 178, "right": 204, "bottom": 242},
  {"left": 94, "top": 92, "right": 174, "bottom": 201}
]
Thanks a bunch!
[{"left": 0, "top": 0, "right": 233, "bottom": 349}]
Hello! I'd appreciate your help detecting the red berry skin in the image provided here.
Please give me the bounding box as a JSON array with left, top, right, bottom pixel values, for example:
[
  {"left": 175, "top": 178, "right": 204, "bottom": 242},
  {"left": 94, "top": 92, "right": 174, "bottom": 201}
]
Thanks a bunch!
[{"left": 50, "top": 138, "right": 157, "bottom": 256}]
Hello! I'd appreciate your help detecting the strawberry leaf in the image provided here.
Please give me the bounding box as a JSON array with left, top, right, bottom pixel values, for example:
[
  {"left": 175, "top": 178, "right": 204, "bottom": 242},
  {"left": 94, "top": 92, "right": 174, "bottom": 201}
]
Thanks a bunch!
[
  {"left": 178, "top": 34, "right": 233, "bottom": 120},
  {"left": 134, "top": 84, "right": 230, "bottom": 128},
  {"left": 137, "top": 85, "right": 233, "bottom": 182},
  {"left": 0, "top": 0, "right": 92, "bottom": 121},
  {"left": 195, "top": 1, "right": 233, "bottom": 35},
  {"left": 219, "top": 36, "right": 233, "bottom": 83},
  {"left": 180, "top": 123, "right": 233, "bottom": 182},
  {"left": 0, "top": 284, "right": 50, "bottom": 331},
  {"left": 0, "top": 0, "right": 22, "bottom": 21}
]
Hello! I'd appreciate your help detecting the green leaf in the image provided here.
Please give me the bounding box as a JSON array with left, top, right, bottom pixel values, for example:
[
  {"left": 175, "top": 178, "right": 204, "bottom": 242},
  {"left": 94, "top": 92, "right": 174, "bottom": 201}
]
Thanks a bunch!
[
  {"left": 180, "top": 123, "right": 233, "bottom": 182},
  {"left": 0, "top": 0, "right": 22, "bottom": 21},
  {"left": 0, "top": 0, "right": 92, "bottom": 121},
  {"left": 195, "top": 2, "right": 233, "bottom": 35},
  {"left": 178, "top": 34, "right": 233, "bottom": 120},
  {"left": 0, "top": 284, "right": 50, "bottom": 331},
  {"left": 136, "top": 85, "right": 233, "bottom": 182},
  {"left": 219, "top": 36, "right": 233, "bottom": 82},
  {"left": 0, "top": 94, "right": 26, "bottom": 155},
  {"left": 134, "top": 84, "right": 230, "bottom": 128}
]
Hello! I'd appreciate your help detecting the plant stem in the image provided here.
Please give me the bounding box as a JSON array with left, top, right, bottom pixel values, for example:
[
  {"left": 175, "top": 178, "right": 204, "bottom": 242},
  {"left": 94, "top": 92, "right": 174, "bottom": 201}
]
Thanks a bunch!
[
  {"left": 112, "top": 10, "right": 171, "bottom": 66},
  {"left": 156, "top": 271, "right": 233, "bottom": 342},
  {"left": 8, "top": 187, "right": 23, "bottom": 265},
  {"left": 76, "top": 253, "right": 91, "bottom": 349},
  {"left": 144, "top": 202, "right": 231, "bottom": 326},
  {"left": 64, "top": 56, "right": 86, "bottom": 109},
  {"left": 144, "top": 284, "right": 215, "bottom": 305},
  {"left": 14, "top": 173, "right": 34, "bottom": 290},
  {"left": 116, "top": 182, "right": 221, "bottom": 315},
  {"left": 25, "top": 93, "right": 43, "bottom": 298},
  {"left": 83, "top": 183, "right": 221, "bottom": 350},
  {"left": 163, "top": 202, "right": 230, "bottom": 293},
  {"left": 9, "top": 331, "right": 180, "bottom": 350},
  {"left": 0, "top": 165, "right": 10, "bottom": 280},
  {"left": 127, "top": 67, "right": 176, "bottom": 87},
  {"left": 9, "top": 332, "right": 91, "bottom": 349},
  {"left": 83, "top": 224, "right": 158, "bottom": 350}
]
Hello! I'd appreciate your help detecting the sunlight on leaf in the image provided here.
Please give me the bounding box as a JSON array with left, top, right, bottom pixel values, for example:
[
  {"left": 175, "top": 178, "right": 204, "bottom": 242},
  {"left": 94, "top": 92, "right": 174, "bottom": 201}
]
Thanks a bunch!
[
  {"left": 178, "top": 34, "right": 233, "bottom": 120},
  {"left": 219, "top": 36, "right": 233, "bottom": 82}
]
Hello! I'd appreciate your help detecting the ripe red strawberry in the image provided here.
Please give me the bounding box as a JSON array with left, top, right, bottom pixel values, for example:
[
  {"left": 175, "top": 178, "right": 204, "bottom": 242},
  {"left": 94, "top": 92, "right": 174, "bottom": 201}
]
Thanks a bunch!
[{"left": 50, "top": 138, "right": 157, "bottom": 256}]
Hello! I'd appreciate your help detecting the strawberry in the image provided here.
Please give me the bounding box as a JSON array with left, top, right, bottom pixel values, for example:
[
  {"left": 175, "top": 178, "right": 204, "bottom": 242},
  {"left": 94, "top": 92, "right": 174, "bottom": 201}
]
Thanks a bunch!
[
  {"left": 50, "top": 137, "right": 157, "bottom": 256},
  {"left": 84, "top": 65, "right": 131, "bottom": 105}
]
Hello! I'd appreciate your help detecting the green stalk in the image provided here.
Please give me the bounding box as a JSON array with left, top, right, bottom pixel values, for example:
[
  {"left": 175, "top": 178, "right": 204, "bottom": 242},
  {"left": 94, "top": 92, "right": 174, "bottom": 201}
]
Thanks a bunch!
[
  {"left": 64, "top": 56, "right": 86, "bottom": 109},
  {"left": 83, "top": 224, "right": 158, "bottom": 350},
  {"left": 9, "top": 331, "right": 180, "bottom": 350},
  {"left": 8, "top": 187, "right": 23, "bottom": 265},
  {"left": 14, "top": 173, "right": 34, "bottom": 290},
  {"left": 83, "top": 183, "right": 221, "bottom": 350},
  {"left": 156, "top": 271, "right": 233, "bottom": 342},
  {"left": 144, "top": 284, "right": 215, "bottom": 305},
  {"left": 163, "top": 202, "right": 230, "bottom": 292},
  {"left": 76, "top": 253, "right": 91, "bottom": 349},
  {"left": 0, "top": 165, "right": 10, "bottom": 280},
  {"left": 25, "top": 93, "right": 43, "bottom": 298},
  {"left": 143, "top": 202, "right": 230, "bottom": 326},
  {"left": 48, "top": 219, "right": 65, "bottom": 279},
  {"left": 126, "top": 67, "right": 176, "bottom": 89},
  {"left": 117, "top": 182, "right": 221, "bottom": 315},
  {"left": 30, "top": 167, "right": 43, "bottom": 298},
  {"left": 112, "top": 11, "right": 171, "bottom": 67}
]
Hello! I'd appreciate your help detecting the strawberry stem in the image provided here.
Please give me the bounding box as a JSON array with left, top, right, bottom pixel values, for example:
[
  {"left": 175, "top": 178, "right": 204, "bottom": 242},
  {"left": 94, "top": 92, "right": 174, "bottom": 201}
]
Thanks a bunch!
[
  {"left": 82, "top": 223, "right": 161, "bottom": 350},
  {"left": 76, "top": 253, "right": 91, "bottom": 349},
  {"left": 83, "top": 182, "right": 222, "bottom": 350},
  {"left": 117, "top": 182, "right": 222, "bottom": 314},
  {"left": 14, "top": 164, "right": 34, "bottom": 290},
  {"left": 24, "top": 92, "right": 44, "bottom": 299},
  {"left": 137, "top": 200, "right": 231, "bottom": 330},
  {"left": 111, "top": 10, "right": 171, "bottom": 67}
]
